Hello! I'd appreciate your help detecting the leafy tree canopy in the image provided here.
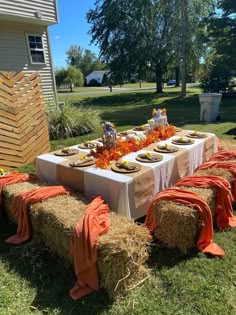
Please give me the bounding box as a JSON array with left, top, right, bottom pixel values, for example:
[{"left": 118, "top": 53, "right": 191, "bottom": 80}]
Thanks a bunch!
[
  {"left": 66, "top": 45, "right": 107, "bottom": 77},
  {"left": 87, "top": 0, "right": 177, "bottom": 93}
]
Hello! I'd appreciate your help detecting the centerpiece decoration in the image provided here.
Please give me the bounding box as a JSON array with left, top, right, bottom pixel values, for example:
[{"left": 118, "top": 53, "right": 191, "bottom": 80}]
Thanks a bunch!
[
  {"left": 149, "top": 108, "right": 168, "bottom": 132},
  {"left": 90, "top": 121, "right": 176, "bottom": 169},
  {"left": 102, "top": 121, "right": 117, "bottom": 149}
]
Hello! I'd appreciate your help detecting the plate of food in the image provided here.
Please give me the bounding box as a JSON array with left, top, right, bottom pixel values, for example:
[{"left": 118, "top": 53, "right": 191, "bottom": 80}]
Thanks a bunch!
[
  {"left": 171, "top": 137, "right": 194, "bottom": 145},
  {"left": 54, "top": 147, "right": 79, "bottom": 156},
  {"left": 69, "top": 156, "right": 95, "bottom": 167},
  {"left": 173, "top": 126, "right": 182, "bottom": 132},
  {"left": 78, "top": 140, "right": 101, "bottom": 149},
  {"left": 118, "top": 131, "right": 128, "bottom": 137},
  {"left": 133, "top": 125, "right": 145, "bottom": 131},
  {"left": 154, "top": 143, "right": 179, "bottom": 153},
  {"left": 186, "top": 131, "right": 207, "bottom": 139},
  {"left": 136, "top": 152, "right": 163, "bottom": 163},
  {"left": 111, "top": 160, "right": 141, "bottom": 173}
]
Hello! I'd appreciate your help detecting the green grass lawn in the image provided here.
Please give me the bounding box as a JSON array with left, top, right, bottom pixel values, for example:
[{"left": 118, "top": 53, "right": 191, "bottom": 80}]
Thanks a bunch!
[{"left": 1, "top": 87, "right": 236, "bottom": 315}]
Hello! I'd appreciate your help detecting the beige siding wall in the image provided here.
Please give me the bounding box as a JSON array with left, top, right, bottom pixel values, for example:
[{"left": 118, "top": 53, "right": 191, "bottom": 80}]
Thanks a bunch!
[
  {"left": 0, "top": 0, "right": 58, "bottom": 24},
  {"left": 0, "top": 21, "right": 56, "bottom": 108}
]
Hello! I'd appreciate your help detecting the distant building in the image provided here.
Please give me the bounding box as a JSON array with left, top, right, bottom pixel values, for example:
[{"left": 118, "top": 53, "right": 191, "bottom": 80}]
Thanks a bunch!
[
  {"left": 0, "top": 0, "right": 59, "bottom": 108},
  {"left": 85, "top": 70, "right": 110, "bottom": 86}
]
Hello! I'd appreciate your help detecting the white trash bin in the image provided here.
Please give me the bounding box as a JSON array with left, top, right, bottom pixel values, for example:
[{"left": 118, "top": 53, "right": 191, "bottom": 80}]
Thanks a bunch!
[{"left": 199, "top": 93, "right": 222, "bottom": 122}]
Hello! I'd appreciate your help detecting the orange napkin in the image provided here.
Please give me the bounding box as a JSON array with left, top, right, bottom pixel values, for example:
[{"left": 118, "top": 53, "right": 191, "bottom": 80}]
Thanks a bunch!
[
  {"left": 70, "top": 196, "right": 110, "bottom": 300},
  {"left": 5, "top": 186, "right": 68, "bottom": 244},
  {"left": 210, "top": 150, "right": 236, "bottom": 161},
  {"left": 195, "top": 161, "right": 236, "bottom": 200},
  {"left": 0, "top": 172, "right": 37, "bottom": 216},
  {"left": 175, "top": 175, "right": 236, "bottom": 231},
  {"left": 145, "top": 188, "right": 224, "bottom": 257}
]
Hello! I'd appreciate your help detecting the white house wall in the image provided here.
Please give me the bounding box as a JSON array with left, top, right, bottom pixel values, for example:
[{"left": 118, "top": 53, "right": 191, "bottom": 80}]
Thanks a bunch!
[
  {"left": 0, "top": 0, "right": 58, "bottom": 25},
  {"left": 0, "top": 20, "right": 56, "bottom": 107}
]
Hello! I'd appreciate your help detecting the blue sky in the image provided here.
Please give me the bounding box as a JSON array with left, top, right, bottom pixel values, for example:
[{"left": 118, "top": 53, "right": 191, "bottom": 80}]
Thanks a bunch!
[{"left": 49, "top": 0, "right": 98, "bottom": 68}]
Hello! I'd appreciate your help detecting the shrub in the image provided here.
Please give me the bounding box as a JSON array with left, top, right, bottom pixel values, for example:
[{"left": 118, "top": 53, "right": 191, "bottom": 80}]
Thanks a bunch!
[
  {"left": 200, "top": 63, "right": 233, "bottom": 94},
  {"left": 88, "top": 79, "right": 101, "bottom": 86},
  {"left": 47, "top": 101, "right": 101, "bottom": 140}
]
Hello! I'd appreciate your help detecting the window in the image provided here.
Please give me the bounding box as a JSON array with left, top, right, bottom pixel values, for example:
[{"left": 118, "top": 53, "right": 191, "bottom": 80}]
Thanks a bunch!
[{"left": 27, "top": 34, "right": 45, "bottom": 64}]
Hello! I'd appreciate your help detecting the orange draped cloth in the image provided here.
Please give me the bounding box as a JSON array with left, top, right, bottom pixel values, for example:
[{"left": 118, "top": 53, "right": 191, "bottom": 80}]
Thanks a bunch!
[
  {"left": 5, "top": 186, "right": 68, "bottom": 244},
  {"left": 195, "top": 161, "right": 236, "bottom": 200},
  {"left": 175, "top": 175, "right": 236, "bottom": 231},
  {"left": 0, "top": 172, "right": 37, "bottom": 216},
  {"left": 70, "top": 196, "right": 110, "bottom": 300},
  {"left": 210, "top": 150, "right": 236, "bottom": 161},
  {"left": 145, "top": 188, "right": 224, "bottom": 257}
]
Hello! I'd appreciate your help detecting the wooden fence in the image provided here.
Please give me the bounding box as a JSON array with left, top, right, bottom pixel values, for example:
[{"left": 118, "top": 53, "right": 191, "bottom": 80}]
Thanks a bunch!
[{"left": 0, "top": 71, "right": 50, "bottom": 170}]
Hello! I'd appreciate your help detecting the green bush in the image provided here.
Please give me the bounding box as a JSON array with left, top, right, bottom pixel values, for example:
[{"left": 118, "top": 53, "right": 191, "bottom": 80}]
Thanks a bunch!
[
  {"left": 47, "top": 101, "right": 101, "bottom": 140},
  {"left": 200, "top": 64, "right": 233, "bottom": 94},
  {"left": 88, "top": 79, "right": 101, "bottom": 86}
]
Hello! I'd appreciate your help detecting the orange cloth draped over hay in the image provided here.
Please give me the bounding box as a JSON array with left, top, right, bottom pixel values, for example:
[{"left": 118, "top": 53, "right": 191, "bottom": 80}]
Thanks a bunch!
[
  {"left": 0, "top": 172, "right": 37, "bottom": 216},
  {"left": 175, "top": 175, "right": 236, "bottom": 231},
  {"left": 145, "top": 188, "right": 225, "bottom": 257},
  {"left": 210, "top": 150, "right": 236, "bottom": 162},
  {"left": 195, "top": 161, "right": 236, "bottom": 200},
  {"left": 5, "top": 186, "right": 68, "bottom": 244},
  {"left": 70, "top": 196, "right": 110, "bottom": 300}
]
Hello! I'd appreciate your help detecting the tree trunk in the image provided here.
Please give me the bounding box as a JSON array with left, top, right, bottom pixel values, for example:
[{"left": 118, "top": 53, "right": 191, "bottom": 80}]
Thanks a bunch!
[
  {"left": 181, "top": 0, "right": 188, "bottom": 97},
  {"left": 70, "top": 83, "right": 73, "bottom": 92},
  {"left": 175, "top": 65, "right": 180, "bottom": 86},
  {"left": 155, "top": 66, "right": 163, "bottom": 93}
]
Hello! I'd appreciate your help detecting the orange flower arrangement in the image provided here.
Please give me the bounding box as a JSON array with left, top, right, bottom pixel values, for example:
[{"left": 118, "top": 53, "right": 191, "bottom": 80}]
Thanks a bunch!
[{"left": 90, "top": 125, "right": 176, "bottom": 169}]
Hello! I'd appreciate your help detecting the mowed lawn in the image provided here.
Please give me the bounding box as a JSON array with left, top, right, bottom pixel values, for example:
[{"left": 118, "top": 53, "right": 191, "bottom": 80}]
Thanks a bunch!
[{"left": 1, "top": 86, "right": 236, "bottom": 315}]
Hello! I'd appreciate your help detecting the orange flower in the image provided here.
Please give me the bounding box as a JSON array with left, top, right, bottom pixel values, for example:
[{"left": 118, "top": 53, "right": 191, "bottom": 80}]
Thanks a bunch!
[{"left": 91, "top": 125, "right": 176, "bottom": 169}]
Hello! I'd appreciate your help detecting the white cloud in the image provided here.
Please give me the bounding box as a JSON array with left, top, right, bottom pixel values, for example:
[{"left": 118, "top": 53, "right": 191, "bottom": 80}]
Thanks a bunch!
[{"left": 54, "top": 36, "right": 60, "bottom": 39}]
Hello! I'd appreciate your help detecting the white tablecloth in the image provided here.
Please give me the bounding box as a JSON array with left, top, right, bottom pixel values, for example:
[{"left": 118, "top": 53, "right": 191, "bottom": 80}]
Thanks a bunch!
[{"left": 36, "top": 132, "right": 217, "bottom": 218}]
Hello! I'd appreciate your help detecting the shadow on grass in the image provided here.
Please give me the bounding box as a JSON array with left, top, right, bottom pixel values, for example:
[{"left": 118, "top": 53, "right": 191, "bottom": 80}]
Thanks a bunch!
[
  {"left": 0, "top": 217, "right": 113, "bottom": 315},
  {"left": 0, "top": 215, "right": 202, "bottom": 315},
  {"left": 224, "top": 127, "right": 236, "bottom": 139}
]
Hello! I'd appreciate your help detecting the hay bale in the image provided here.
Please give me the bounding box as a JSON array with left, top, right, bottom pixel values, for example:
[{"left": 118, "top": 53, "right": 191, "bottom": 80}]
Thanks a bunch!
[
  {"left": 194, "top": 168, "right": 234, "bottom": 185},
  {"left": 2, "top": 182, "right": 150, "bottom": 300},
  {"left": 220, "top": 139, "right": 236, "bottom": 150},
  {"left": 177, "top": 186, "right": 217, "bottom": 217},
  {"left": 194, "top": 168, "right": 234, "bottom": 200},
  {"left": 2, "top": 181, "right": 43, "bottom": 222},
  {"left": 152, "top": 186, "right": 216, "bottom": 254},
  {"left": 30, "top": 196, "right": 149, "bottom": 299}
]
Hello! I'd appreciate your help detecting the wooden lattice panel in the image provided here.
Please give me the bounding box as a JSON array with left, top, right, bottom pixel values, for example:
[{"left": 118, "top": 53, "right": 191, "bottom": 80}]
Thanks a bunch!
[{"left": 0, "top": 71, "right": 50, "bottom": 170}]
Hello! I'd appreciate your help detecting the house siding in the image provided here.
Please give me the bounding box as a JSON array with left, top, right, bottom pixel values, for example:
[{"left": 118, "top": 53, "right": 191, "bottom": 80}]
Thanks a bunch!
[
  {"left": 0, "top": 0, "right": 58, "bottom": 24},
  {"left": 0, "top": 21, "right": 57, "bottom": 108}
]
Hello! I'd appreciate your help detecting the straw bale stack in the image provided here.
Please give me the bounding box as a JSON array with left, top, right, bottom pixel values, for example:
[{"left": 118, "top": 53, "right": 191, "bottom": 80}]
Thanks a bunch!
[
  {"left": 2, "top": 182, "right": 150, "bottom": 299},
  {"left": 2, "top": 180, "right": 44, "bottom": 222},
  {"left": 152, "top": 186, "right": 216, "bottom": 253},
  {"left": 220, "top": 140, "right": 236, "bottom": 150}
]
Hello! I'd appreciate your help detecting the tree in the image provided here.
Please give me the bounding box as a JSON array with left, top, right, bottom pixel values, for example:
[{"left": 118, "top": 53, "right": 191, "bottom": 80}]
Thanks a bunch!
[
  {"left": 64, "top": 66, "right": 84, "bottom": 92},
  {"left": 172, "top": 0, "right": 216, "bottom": 95},
  {"left": 66, "top": 45, "right": 107, "bottom": 77},
  {"left": 87, "top": 0, "right": 176, "bottom": 93},
  {"left": 66, "top": 45, "right": 83, "bottom": 67},
  {"left": 206, "top": 0, "right": 236, "bottom": 72},
  {"left": 54, "top": 67, "right": 67, "bottom": 88}
]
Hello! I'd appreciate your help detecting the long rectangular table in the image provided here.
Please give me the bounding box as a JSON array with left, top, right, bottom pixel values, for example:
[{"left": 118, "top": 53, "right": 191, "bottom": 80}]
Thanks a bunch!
[{"left": 36, "top": 130, "right": 217, "bottom": 219}]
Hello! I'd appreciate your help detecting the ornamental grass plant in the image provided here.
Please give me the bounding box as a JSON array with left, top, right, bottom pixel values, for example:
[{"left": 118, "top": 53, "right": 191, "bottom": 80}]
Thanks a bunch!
[{"left": 47, "top": 100, "right": 101, "bottom": 140}]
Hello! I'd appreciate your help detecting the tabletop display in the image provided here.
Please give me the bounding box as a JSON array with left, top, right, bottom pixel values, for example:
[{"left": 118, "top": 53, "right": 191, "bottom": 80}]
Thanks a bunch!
[{"left": 36, "top": 113, "right": 217, "bottom": 219}]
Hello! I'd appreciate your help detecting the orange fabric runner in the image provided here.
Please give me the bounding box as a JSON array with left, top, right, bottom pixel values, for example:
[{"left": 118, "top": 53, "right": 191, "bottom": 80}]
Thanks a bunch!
[
  {"left": 70, "top": 196, "right": 110, "bottom": 300},
  {"left": 5, "top": 186, "right": 68, "bottom": 244},
  {"left": 210, "top": 150, "right": 236, "bottom": 161},
  {"left": 0, "top": 172, "right": 37, "bottom": 216},
  {"left": 145, "top": 188, "right": 224, "bottom": 257},
  {"left": 195, "top": 161, "right": 236, "bottom": 200},
  {"left": 175, "top": 175, "right": 236, "bottom": 231}
]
